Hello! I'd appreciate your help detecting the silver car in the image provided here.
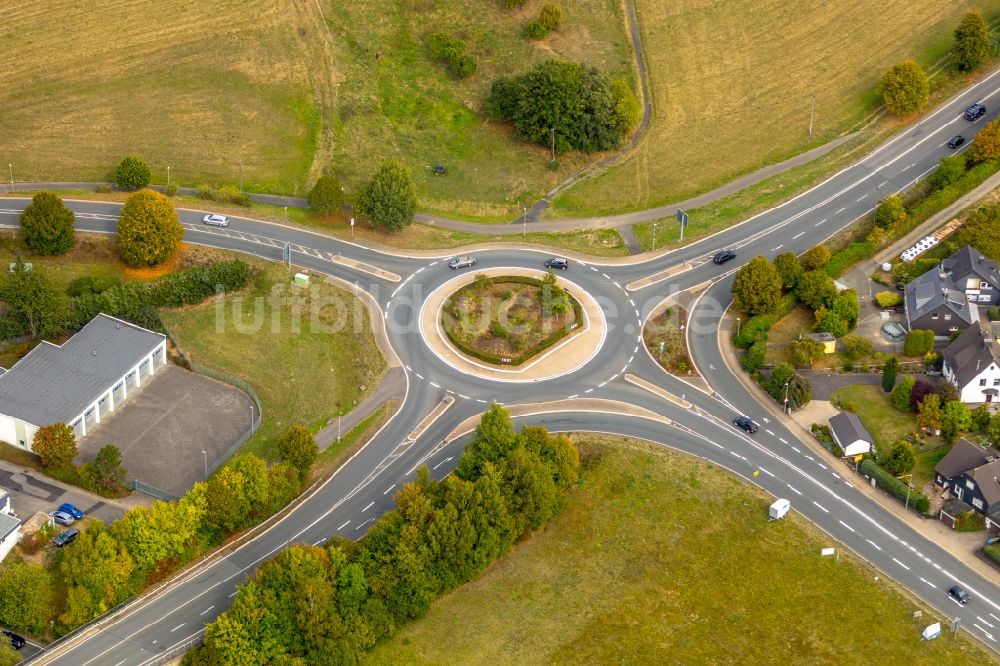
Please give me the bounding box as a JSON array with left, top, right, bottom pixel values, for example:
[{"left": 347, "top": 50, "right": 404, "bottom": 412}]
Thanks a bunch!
[
  {"left": 50, "top": 510, "right": 75, "bottom": 526},
  {"left": 202, "top": 214, "right": 230, "bottom": 227},
  {"left": 448, "top": 256, "right": 478, "bottom": 270}
]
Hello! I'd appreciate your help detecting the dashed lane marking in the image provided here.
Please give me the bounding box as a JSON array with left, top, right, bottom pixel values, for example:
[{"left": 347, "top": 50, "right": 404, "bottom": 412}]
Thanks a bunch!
[
  {"left": 355, "top": 518, "right": 375, "bottom": 531},
  {"left": 838, "top": 520, "right": 855, "bottom": 532},
  {"left": 812, "top": 500, "right": 829, "bottom": 513},
  {"left": 814, "top": 218, "right": 827, "bottom": 227},
  {"left": 363, "top": 502, "right": 374, "bottom": 512},
  {"left": 793, "top": 232, "right": 804, "bottom": 239},
  {"left": 921, "top": 577, "right": 935, "bottom": 588},
  {"left": 171, "top": 624, "right": 185, "bottom": 633},
  {"left": 892, "top": 557, "right": 910, "bottom": 570},
  {"left": 765, "top": 429, "right": 775, "bottom": 436},
  {"left": 758, "top": 467, "right": 775, "bottom": 477},
  {"left": 200, "top": 606, "right": 215, "bottom": 616},
  {"left": 835, "top": 207, "right": 845, "bottom": 214},
  {"left": 383, "top": 484, "right": 395, "bottom": 495},
  {"left": 787, "top": 483, "right": 802, "bottom": 495},
  {"left": 338, "top": 520, "right": 351, "bottom": 530},
  {"left": 867, "top": 539, "right": 882, "bottom": 551},
  {"left": 778, "top": 438, "right": 787, "bottom": 444}
]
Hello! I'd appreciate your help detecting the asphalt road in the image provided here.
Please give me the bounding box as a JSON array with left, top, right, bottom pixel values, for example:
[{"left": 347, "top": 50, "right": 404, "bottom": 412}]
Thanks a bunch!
[{"left": 5, "top": 65, "right": 1000, "bottom": 663}]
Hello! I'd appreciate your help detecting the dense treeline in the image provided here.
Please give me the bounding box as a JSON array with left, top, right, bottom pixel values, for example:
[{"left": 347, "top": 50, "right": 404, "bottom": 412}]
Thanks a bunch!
[{"left": 186, "top": 405, "right": 579, "bottom": 665}]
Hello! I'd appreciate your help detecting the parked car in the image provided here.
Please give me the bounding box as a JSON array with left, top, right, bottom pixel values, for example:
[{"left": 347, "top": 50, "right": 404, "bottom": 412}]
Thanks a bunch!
[
  {"left": 53, "top": 528, "right": 79, "bottom": 547},
  {"left": 948, "top": 585, "right": 971, "bottom": 605},
  {"left": 733, "top": 416, "right": 758, "bottom": 434},
  {"left": 544, "top": 257, "right": 569, "bottom": 270},
  {"left": 713, "top": 250, "right": 736, "bottom": 265},
  {"left": 58, "top": 502, "right": 84, "bottom": 520},
  {"left": 1, "top": 630, "right": 24, "bottom": 650},
  {"left": 202, "top": 213, "right": 230, "bottom": 227},
  {"left": 448, "top": 255, "right": 478, "bottom": 270},
  {"left": 947, "top": 135, "right": 966, "bottom": 149},
  {"left": 964, "top": 103, "right": 986, "bottom": 121},
  {"left": 50, "top": 510, "right": 74, "bottom": 526}
]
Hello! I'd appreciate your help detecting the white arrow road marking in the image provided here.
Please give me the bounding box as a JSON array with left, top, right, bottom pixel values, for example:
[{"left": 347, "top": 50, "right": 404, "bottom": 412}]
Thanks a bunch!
[{"left": 432, "top": 457, "right": 453, "bottom": 471}]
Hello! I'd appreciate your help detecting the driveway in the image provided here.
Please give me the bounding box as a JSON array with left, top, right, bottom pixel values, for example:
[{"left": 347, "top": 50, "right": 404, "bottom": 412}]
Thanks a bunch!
[
  {"left": 75, "top": 365, "right": 255, "bottom": 498},
  {"left": 0, "top": 459, "right": 128, "bottom": 525}
]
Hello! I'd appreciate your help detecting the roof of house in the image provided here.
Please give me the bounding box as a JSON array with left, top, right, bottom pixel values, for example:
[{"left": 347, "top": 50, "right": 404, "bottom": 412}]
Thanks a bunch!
[
  {"left": 0, "top": 512, "right": 19, "bottom": 541},
  {"left": 805, "top": 332, "right": 835, "bottom": 342},
  {"left": 942, "top": 245, "right": 1000, "bottom": 286},
  {"left": 969, "top": 459, "right": 1000, "bottom": 510},
  {"left": 942, "top": 321, "right": 1000, "bottom": 389},
  {"left": 936, "top": 437, "right": 1000, "bottom": 479},
  {"left": 940, "top": 496, "right": 974, "bottom": 518},
  {"left": 0, "top": 314, "right": 164, "bottom": 428},
  {"left": 829, "top": 411, "right": 873, "bottom": 446},
  {"left": 905, "top": 267, "right": 977, "bottom": 325}
]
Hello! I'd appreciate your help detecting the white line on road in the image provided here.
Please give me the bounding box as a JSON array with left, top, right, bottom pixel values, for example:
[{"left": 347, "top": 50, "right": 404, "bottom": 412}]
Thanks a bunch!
[
  {"left": 835, "top": 207, "right": 846, "bottom": 214},
  {"left": 568, "top": 394, "right": 578, "bottom": 399},
  {"left": 791, "top": 446, "right": 801, "bottom": 453},
  {"left": 765, "top": 429, "right": 775, "bottom": 436},
  {"left": 901, "top": 163, "right": 914, "bottom": 172},
  {"left": 771, "top": 245, "right": 783, "bottom": 251},
  {"left": 633, "top": 345, "right": 639, "bottom": 354},
  {"left": 362, "top": 502, "right": 374, "bottom": 512},
  {"left": 476, "top": 398, "right": 488, "bottom": 403},
  {"left": 804, "top": 455, "right": 815, "bottom": 461},
  {"left": 415, "top": 373, "right": 424, "bottom": 380},
  {"left": 627, "top": 356, "right": 634, "bottom": 363},
  {"left": 979, "top": 615, "right": 995, "bottom": 628},
  {"left": 458, "top": 394, "right": 469, "bottom": 399},
  {"left": 856, "top": 195, "right": 867, "bottom": 202},
  {"left": 974, "top": 624, "right": 996, "bottom": 642},
  {"left": 817, "top": 463, "right": 827, "bottom": 470},
  {"left": 584, "top": 388, "right": 594, "bottom": 393},
  {"left": 432, "top": 457, "right": 452, "bottom": 470},
  {"left": 992, "top": 613, "right": 1000, "bottom": 623},
  {"left": 838, "top": 520, "right": 855, "bottom": 532},
  {"left": 812, "top": 500, "right": 829, "bottom": 513},
  {"left": 229, "top": 591, "right": 237, "bottom": 598},
  {"left": 629, "top": 299, "right": 636, "bottom": 307},
  {"left": 602, "top": 273, "right": 610, "bottom": 279},
  {"left": 787, "top": 483, "right": 802, "bottom": 495},
  {"left": 759, "top": 466, "right": 775, "bottom": 477},
  {"left": 113, "top": 661, "right": 126, "bottom": 666},
  {"left": 892, "top": 557, "right": 910, "bottom": 570},
  {"left": 171, "top": 624, "right": 185, "bottom": 633},
  {"left": 200, "top": 605, "right": 215, "bottom": 616},
  {"left": 430, "top": 382, "right": 440, "bottom": 388},
  {"left": 814, "top": 218, "right": 827, "bottom": 227},
  {"left": 778, "top": 438, "right": 787, "bottom": 444},
  {"left": 598, "top": 380, "right": 608, "bottom": 387},
  {"left": 338, "top": 520, "right": 351, "bottom": 530},
  {"left": 590, "top": 266, "right": 598, "bottom": 271},
  {"left": 355, "top": 518, "right": 375, "bottom": 530},
  {"left": 792, "top": 232, "right": 804, "bottom": 239},
  {"left": 921, "top": 577, "right": 936, "bottom": 588},
  {"left": 867, "top": 539, "right": 882, "bottom": 551},
  {"left": 729, "top": 451, "right": 747, "bottom": 460}
]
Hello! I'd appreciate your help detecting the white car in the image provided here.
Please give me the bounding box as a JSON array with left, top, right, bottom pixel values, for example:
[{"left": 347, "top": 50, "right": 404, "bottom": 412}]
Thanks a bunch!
[{"left": 202, "top": 214, "right": 230, "bottom": 227}]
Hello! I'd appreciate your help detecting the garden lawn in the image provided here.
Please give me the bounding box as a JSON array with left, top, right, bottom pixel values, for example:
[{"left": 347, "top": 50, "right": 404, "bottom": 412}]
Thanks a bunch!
[
  {"left": 830, "top": 384, "right": 926, "bottom": 458},
  {"left": 159, "top": 263, "right": 386, "bottom": 460},
  {"left": 365, "top": 436, "right": 988, "bottom": 665},
  {"left": 554, "top": 0, "right": 1000, "bottom": 217}
]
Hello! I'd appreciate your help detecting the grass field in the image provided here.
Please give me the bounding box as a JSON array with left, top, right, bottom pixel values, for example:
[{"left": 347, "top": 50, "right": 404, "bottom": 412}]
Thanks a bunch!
[
  {"left": 159, "top": 263, "right": 386, "bottom": 460},
  {"left": 365, "top": 436, "right": 987, "bottom": 664},
  {"left": 553, "top": 0, "right": 1000, "bottom": 217},
  {"left": 0, "top": 1, "right": 320, "bottom": 194}
]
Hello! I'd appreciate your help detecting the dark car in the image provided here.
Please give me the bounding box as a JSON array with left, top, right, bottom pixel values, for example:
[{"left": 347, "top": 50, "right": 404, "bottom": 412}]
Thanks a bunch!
[
  {"left": 2, "top": 630, "right": 24, "bottom": 650},
  {"left": 50, "top": 510, "right": 74, "bottom": 526},
  {"left": 948, "top": 585, "right": 971, "bottom": 605},
  {"left": 733, "top": 416, "right": 758, "bottom": 434},
  {"left": 947, "top": 135, "right": 966, "bottom": 149},
  {"left": 448, "top": 255, "right": 478, "bottom": 270},
  {"left": 58, "top": 502, "right": 84, "bottom": 520},
  {"left": 713, "top": 250, "right": 736, "bottom": 265},
  {"left": 964, "top": 103, "right": 986, "bottom": 121},
  {"left": 53, "top": 527, "right": 79, "bottom": 548},
  {"left": 544, "top": 257, "right": 569, "bottom": 270}
]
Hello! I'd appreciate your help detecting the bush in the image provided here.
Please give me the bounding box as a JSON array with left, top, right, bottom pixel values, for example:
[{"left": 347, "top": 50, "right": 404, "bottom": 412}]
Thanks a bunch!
[
  {"left": 858, "top": 458, "right": 929, "bottom": 512},
  {"left": 484, "top": 60, "right": 636, "bottom": 153},
  {"left": 973, "top": 118, "right": 1000, "bottom": 162},
  {"left": 307, "top": 175, "right": 344, "bottom": 215},
  {"left": 800, "top": 245, "right": 831, "bottom": 271},
  {"left": 986, "top": 543, "right": 1000, "bottom": 566},
  {"left": 903, "top": 329, "right": 935, "bottom": 356},
  {"left": 909, "top": 379, "right": 935, "bottom": 410},
  {"left": 425, "top": 32, "right": 477, "bottom": 79},
  {"left": 892, "top": 376, "right": 915, "bottom": 412},
  {"left": 67, "top": 274, "right": 121, "bottom": 297},
  {"left": 822, "top": 242, "right": 876, "bottom": 278},
  {"left": 117, "top": 189, "right": 183, "bottom": 267},
  {"left": 20, "top": 191, "right": 75, "bottom": 256},
  {"left": 194, "top": 183, "right": 251, "bottom": 207},
  {"left": 881, "top": 60, "right": 929, "bottom": 115},
  {"left": 525, "top": 3, "right": 563, "bottom": 38},
  {"left": 838, "top": 399, "right": 859, "bottom": 412},
  {"left": 841, "top": 334, "right": 872, "bottom": 360},
  {"left": 874, "top": 291, "right": 902, "bottom": 308},
  {"left": 164, "top": 184, "right": 177, "bottom": 197},
  {"left": 32, "top": 423, "right": 77, "bottom": 468},
  {"left": 114, "top": 155, "right": 151, "bottom": 190},
  {"left": 930, "top": 154, "right": 968, "bottom": 191},
  {"left": 356, "top": 161, "right": 417, "bottom": 233},
  {"left": 874, "top": 194, "right": 906, "bottom": 230},
  {"left": 741, "top": 333, "right": 767, "bottom": 373}
]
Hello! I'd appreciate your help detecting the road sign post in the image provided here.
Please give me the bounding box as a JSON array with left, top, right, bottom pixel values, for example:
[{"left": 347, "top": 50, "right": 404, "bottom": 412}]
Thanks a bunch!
[
  {"left": 282, "top": 242, "right": 291, "bottom": 270},
  {"left": 676, "top": 209, "right": 689, "bottom": 241}
]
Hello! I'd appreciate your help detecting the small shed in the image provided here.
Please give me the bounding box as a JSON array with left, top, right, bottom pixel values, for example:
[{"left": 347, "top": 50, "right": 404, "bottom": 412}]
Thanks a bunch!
[
  {"left": 804, "top": 332, "right": 836, "bottom": 354},
  {"left": 828, "top": 411, "right": 874, "bottom": 457},
  {"left": 939, "top": 497, "right": 974, "bottom": 530},
  {"left": 0, "top": 512, "right": 20, "bottom": 562}
]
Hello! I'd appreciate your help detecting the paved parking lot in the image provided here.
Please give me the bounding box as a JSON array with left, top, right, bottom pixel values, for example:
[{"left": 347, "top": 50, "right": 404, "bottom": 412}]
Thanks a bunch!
[
  {"left": 0, "top": 459, "right": 128, "bottom": 525},
  {"left": 75, "top": 365, "right": 255, "bottom": 498}
]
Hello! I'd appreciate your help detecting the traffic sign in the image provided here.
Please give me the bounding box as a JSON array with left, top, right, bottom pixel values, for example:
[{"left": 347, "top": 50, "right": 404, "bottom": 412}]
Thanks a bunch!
[
  {"left": 282, "top": 242, "right": 291, "bottom": 269},
  {"left": 676, "top": 209, "right": 689, "bottom": 240}
]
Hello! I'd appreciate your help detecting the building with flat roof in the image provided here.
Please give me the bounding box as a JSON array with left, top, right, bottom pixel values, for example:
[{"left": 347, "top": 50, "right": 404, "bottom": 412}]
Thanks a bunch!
[{"left": 0, "top": 314, "right": 166, "bottom": 448}]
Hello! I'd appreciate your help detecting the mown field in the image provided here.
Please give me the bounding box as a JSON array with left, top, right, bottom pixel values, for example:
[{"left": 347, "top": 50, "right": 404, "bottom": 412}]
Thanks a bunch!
[
  {"left": 365, "top": 437, "right": 988, "bottom": 665},
  {"left": 552, "top": 0, "right": 1000, "bottom": 217}
]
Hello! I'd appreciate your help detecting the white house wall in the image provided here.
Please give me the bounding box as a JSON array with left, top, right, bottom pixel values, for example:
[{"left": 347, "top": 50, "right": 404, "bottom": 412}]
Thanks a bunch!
[
  {"left": 0, "top": 413, "right": 37, "bottom": 450},
  {"left": 0, "top": 527, "right": 19, "bottom": 562},
  {"left": 954, "top": 362, "right": 1000, "bottom": 403}
]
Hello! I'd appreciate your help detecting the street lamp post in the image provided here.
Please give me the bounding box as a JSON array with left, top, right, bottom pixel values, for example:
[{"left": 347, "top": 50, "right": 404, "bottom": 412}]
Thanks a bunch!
[
  {"left": 8, "top": 164, "right": 12, "bottom": 193},
  {"left": 350, "top": 217, "right": 355, "bottom": 240},
  {"left": 522, "top": 207, "right": 527, "bottom": 239},
  {"left": 549, "top": 128, "right": 556, "bottom": 164},
  {"left": 784, "top": 381, "right": 790, "bottom": 415},
  {"left": 250, "top": 403, "right": 255, "bottom": 436},
  {"left": 652, "top": 222, "right": 657, "bottom": 252},
  {"left": 201, "top": 450, "right": 208, "bottom": 481},
  {"left": 901, "top": 473, "right": 913, "bottom": 510},
  {"left": 736, "top": 317, "right": 741, "bottom": 339},
  {"left": 167, "top": 166, "right": 170, "bottom": 189},
  {"left": 809, "top": 92, "right": 816, "bottom": 137}
]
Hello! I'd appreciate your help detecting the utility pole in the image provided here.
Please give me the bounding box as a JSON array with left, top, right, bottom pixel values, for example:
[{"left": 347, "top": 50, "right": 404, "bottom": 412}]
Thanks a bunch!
[{"left": 809, "top": 92, "right": 816, "bottom": 137}]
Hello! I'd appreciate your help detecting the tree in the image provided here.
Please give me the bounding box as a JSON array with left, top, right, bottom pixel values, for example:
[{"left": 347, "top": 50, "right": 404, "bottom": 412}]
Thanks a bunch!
[
  {"left": 786, "top": 372, "right": 812, "bottom": 409},
  {"left": 114, "top": 155, "right": 151, "bottom": 190},
  {"left": 484, "top": 60, "right": 637, "bottom": 152},
  {"left": 917, "top": 393, "right": 943, "bottom": 432},
  {"left": 972, "top": 404, "right": 992, "bottom": 434},
  {"left": 0, "top": 560, "right": 54, "bottom": 635},
  {"left": 941, "top": 400, "right": 972, "bottom": 443},
  {"left": 800, "top": 245, "right": 830, "bottom": 271},
  {"left": 881, "top": 356, "right": 898, "bottom": 392},
  {"left": 766, "top": 363, "right": 795, "bottom": 402},
  {"left": 59, "top": 522, "right": 135, "bottom": 625},
  {"left": 540, "top": 270, "right": 570, "bottom": 315},
  {"left": 953, "top": 10, "right": 991, "bottom": 73},
  {"left": 741, "top": 333, "right": 767, "bottom": 373},
  {"left": 457, "top": 404, "right": 519, "bottom": 479},
  {"left": 909, "top": 379, "right": 935, "bottom": 410},
  {"left": 830, "top": 290, "right": 859, "bottom": 331},
  {"left": 20, "top": 191, "right": 75, "bottom": 255},
  {"left": 731, "top": 256, "right": 783, "bottom": 316},
  {"left": 90, "top": 444, "right": 128, "bottom": 491},
  {"left": 773, "top": 252, "right": 803, "bottom": 290},
  {"left": 938, "top": 380, "right": 960, "bottom": 404},
  {"left": 973, "top": 118, "right": 1000, "bottom": 162},
  {"left": 892, "top": 376, "right": 915, "bottom": 412},
  {"left": 308, "top": 175, "right": 344, "bottom": 215},
  {"left": 874, "top": 194, "right": 907, "bottom": 230},
  {"left": 794, "top": 270, "right": 837, "bottom": 309},
  {"left": 989, "top": 412, "right": 1000, "bottom": 443},
  {"left": 813, "top": 307, "right": 848, "bottom": 338},
  {"left": 929, "top": 154, "right": 967, "bottom": 191},
  {"left": 841, "top": 334, "right": 872, "bottom": 360},
  {"left": 278, "top": 425, "right": 318, "bottom": 481},
  {"left": 32, "top": 422, "right": 77, "bottom": 468},
  {"left": 355, "top": 161, "right": 417, "bottom": 233},
  {"left": 0, "top": 263, "right": 71, "bottom": 338},
  {"left": 881, "top": 60, "right": 929, "bottom": 115},
  {"left": 883, "top": 440, "right": 916, "bottom": 475},
  {"left": 117, "top": 189, "right": 183, "bottom": 267},
  {"left": 904, "top": 329, "right": 934, "bottom": 356},
  {"left": 0, "top": 643, "right": 20, "bottom": 666},
  {"left": 788, "top": 337, "right": 825, "bottom": 368}
]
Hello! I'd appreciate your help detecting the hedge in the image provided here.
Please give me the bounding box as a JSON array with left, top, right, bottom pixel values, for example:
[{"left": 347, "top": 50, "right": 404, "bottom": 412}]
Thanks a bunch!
[
  {"left": 859, "top": 458, "right": 930, "bottom": 514},
  {"left": 732, "top": 293, "right": 797, "bottom": 348},
  {"left": 822, "top": 242, "right": 875, "bottom": 278},
  {"left": 442, "top": 276, "right": 583, "bottom": 366},
  {"left": 985, "top": 543, "right": 1000, "bottom": 566}
]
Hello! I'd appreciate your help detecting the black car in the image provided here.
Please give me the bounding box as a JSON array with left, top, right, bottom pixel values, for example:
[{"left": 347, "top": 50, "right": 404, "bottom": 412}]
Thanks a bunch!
[
  {"left": 948, "top": 585, "right": 971, "bottom": 605},
  {"left": 947, "top": 135, "right": 966, "bottom": 149},
  {"left": 53, "top": 527, "right": 79, "bottom": 547},
  {"left": 544, "top": 257, "right": 569, "bottom": 270},
  {"left": 2, "top": 630, "right": 24, "bottom": 650},
  {"left": 964, "top": 103, "right": 986, "bottom": 121},
  {"left": 713, "top": 250, "right": 736, "bottom": 265},
  {"left": 733, "top": 416, "right": 758, "bottom": 434}
]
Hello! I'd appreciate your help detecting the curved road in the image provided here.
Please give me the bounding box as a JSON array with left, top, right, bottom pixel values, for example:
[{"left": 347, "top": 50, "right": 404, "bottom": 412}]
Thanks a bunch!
[{"left": 5, "top": 66, "right": 1000, "bottom": 664}]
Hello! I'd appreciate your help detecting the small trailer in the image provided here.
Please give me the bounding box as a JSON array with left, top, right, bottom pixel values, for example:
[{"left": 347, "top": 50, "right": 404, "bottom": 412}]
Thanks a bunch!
[{"left": 769, "top": 498, "right": 790, "bottom": 521}]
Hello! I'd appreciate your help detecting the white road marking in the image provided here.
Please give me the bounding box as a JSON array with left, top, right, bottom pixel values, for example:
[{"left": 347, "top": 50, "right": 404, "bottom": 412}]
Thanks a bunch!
[
  {"left": 355, "top": 518, "right": 375, "bottom": 530},
  {"left": 804, "top": 455, "right": 815, "bottom": 461},
  {"left": 892, "top": 557, "right": 910, "bottom": 570},
  {"left": 598, "top": 380, "right": 608, "bottom": 387},
  {"left": 585, "top": 388, "right": 594, "bottom": 393},
  {"left": 765, "top": 429, "right": 775, "bottom": 436},
  {"left": 793, "top": 232, "right": 804, "bottom": 239},
  {"left": 628, "top": 356, "right": 634, "bottom": 363},
  {"left": 845, "top": 481, "right": 853, "bottom": 488},
  {"left": 429, "top": 261, "right": 438, "bottom": 266},
  {"left": 476, "top": 398, "right": 488, "bottom": 403},
  {"left": 992, "top": 613, "right": 1000, "bottom": 623},
  {"left": 568, "top": 394, "right": 578, "bottom": 399},
  {"left": 602, "top": 273, "right": 610, "bottom": 279},
  {"left": 414, "top": 267, "right": 424, "bottom": 274},
  {"left": 838, "top": 520, "right": 855, "bottom": 532},
  {"left": 383, "top": 484, "right": 396, "bottom": 495},
  {"left": 835, "top": 207, "right": 846, "bottom": 214},
  {"left": 856, "top": 195, "right": 867, "bottom": 202},
  {"left": 729, "top": 451, "right": 747, "bottom": 461},
  {"left": 812, "top": 500, "right": 829, "bottom": 513},
  {"left": 979, "top": 615, "right": 995, "bottom": 628},
  {"left": 633, "top": 345, "right": 639, "bottom": 354},
  {"left": 778, "top": 438, "right": 787, "bottom": 444},
  {"left": 458, "top": 394, "right": 469, "bottom": 399},
  {"left": 974, "top": 624, "right": 996, "bottom": 642},
  {"left": 817, "top": 463, "right": 827, "bottom": 470},
  {"left": 771, "top": 245, "right": 783, "bottom": 251},
  {"left": 338, "top": 520, "right": 351, "bottom": 530},
  {"left": 920, "top": 577, "right": 935, "bottom": 588},
  {"left": 362, "top": 502, "right": 374, "bottom": 512},
  {"left": 814, "top": 218, "right": 827, "bottom": 227},
  {"left": 430, "top": 382, "right": 440, "bottom": 388},
  {"left": 634, "top": 309, "right": 640, "bottom": 318},
  {"left": 415, "top": 373, "right": 424, "bottom": 380},
  {"left": 791, "top": 446, "right": 801, "bottom": 453},
  {"left": 787, "top": 483, "right": 802, "bottom": 495},
  {"left": 629, "top": 299, "right": 636, "bottom": 307},
  {"left": 867, "top": 539, "right": 882, "bottom": 551},
  {"left": 200, "top": 605, "right": 215, "bottom": 616},
  {"left": 229, "top": 591, "right": 237, "bottom": 598},
  {"left": 432, "top": 457, "right": 452, "bottom": 471},
  {"left": 171, "top": 624, "right": 185, "bottom": 633},
  {"left": 901, "top": 163, "right": 914, "bottom": 172},
  {"left": 758, "top": 467, "right": 775, "bottom": 477}
]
